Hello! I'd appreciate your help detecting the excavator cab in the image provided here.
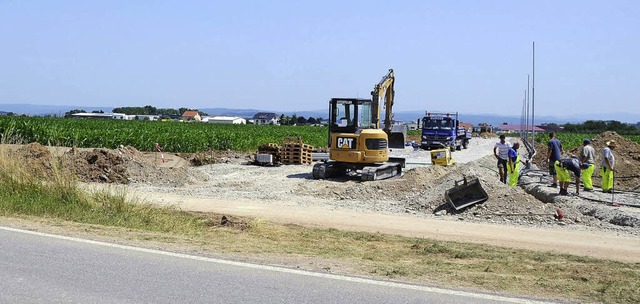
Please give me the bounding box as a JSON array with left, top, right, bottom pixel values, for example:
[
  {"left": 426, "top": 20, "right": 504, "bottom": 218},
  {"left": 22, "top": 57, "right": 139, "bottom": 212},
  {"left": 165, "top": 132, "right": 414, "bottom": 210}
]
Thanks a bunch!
[
  {"left": 330, "top": 98, "right": 373, "bottom": 133},
  {"left": 327, "top": 98, "right": 390, "bottom": 165}
]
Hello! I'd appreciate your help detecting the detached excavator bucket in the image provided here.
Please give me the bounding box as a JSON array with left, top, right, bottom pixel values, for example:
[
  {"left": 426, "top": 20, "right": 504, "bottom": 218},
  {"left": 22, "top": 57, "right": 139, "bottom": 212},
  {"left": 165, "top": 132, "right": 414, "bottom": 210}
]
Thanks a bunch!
[
  {"left": 387, "top": 125, "right": 407, "bottom": 149},
  {"left": 445, "top": 177, "right": 488, "bottom": 210}
]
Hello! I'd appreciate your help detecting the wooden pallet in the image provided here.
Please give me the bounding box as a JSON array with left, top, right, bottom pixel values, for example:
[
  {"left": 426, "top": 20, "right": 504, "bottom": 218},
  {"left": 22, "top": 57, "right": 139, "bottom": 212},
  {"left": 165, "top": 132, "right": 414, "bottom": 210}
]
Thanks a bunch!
[
  {"left": 281, "top": 155, "right": 313, "bottom": 165},
  {"left": 280, "top": 139, "right": 313, "bottom": 165}
]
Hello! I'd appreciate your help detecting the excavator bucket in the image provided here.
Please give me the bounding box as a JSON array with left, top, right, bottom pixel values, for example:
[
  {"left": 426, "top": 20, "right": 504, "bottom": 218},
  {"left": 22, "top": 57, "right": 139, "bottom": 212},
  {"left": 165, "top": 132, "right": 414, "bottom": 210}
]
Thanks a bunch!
[
  {"left": 445, "top": 177, "right": 489, "bottom": 210},
  {"left": 387, "top": 124, "right": 407, "bottom": 149}
]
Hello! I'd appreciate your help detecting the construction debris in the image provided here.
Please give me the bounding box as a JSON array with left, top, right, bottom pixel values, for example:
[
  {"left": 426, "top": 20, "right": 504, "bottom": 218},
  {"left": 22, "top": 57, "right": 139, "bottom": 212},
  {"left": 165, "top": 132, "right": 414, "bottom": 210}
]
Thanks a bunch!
[{"left": 253, "top": 138, "right": 314, "bottom": 166}]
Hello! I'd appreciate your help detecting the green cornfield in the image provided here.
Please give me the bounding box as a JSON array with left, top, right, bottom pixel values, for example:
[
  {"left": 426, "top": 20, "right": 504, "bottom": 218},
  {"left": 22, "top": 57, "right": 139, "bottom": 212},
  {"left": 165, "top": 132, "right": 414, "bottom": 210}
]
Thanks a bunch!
[
  {"left": 534, "top": 132, "right": 640, "bottom": 150},
  {"left": 0, "top": 116, "right": 329, "bottom": 152}
]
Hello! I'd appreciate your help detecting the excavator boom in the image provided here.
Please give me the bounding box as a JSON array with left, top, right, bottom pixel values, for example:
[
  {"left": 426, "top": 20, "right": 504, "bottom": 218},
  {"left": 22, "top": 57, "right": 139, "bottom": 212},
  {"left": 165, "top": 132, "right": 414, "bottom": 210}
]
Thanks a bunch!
[{"left": 371, "top": 69, "right": 406, "bottom": 148}]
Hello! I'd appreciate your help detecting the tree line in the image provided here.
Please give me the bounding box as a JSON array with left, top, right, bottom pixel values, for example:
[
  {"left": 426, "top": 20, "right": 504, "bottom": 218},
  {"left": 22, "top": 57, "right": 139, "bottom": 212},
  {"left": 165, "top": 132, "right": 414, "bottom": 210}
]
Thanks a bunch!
[
  {"left": 562, "top": 120, "right": 639, "bottom": 134},
  {"left": 64, "top": 105, "right": 206, "bottom": 118},
  {"left": 279, "top": 114, "right": 323, "bottom": 125}
]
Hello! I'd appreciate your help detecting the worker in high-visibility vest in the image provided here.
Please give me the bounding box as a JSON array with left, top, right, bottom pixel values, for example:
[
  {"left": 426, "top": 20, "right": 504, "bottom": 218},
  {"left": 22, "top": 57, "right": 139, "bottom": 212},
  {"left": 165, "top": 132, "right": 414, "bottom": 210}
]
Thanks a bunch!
[
  {"left": 579, "top": 139, "right": 596, "bottom": 191},
  {"left": 507, "top": 142, "right": 522, "bottom": 187},
  {"left": 554, "top": 157, "right": 582, "bottom": 196},
  {"left": 600, "top": 140, "right": 616, "bottom": 193}
]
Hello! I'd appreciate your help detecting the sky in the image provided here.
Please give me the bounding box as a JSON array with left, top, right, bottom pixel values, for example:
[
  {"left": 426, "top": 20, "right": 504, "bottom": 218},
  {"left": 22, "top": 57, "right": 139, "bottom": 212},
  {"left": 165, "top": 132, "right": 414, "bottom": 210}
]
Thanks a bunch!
[{"left": 1, "top": 0, "right": 639, "bottom": 119}]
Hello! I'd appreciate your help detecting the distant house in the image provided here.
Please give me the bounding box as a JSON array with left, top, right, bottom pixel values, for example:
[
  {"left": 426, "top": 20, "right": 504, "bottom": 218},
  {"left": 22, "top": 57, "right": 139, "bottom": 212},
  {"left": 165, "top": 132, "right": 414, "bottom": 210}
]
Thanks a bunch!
[
  {"left": 203, "top": 116, "right": 246, "bottom": 124},
  {"left": 181, "top": 110, "right": 201, "bottom": 122},
  {"left": 252, "top": 112, "right": 279, "bottom": 125},
  {"left": 113, "top": 113, "right": 135, "bottom": 120},
  {"left": 473, "top": 123, "right": 494, "bottom": 133},
  {"left": 459, "top": 122, "right": 473, "bottom": 132},
  {"left": 72, "top": 112, "right": 114, "bottom": 119}
]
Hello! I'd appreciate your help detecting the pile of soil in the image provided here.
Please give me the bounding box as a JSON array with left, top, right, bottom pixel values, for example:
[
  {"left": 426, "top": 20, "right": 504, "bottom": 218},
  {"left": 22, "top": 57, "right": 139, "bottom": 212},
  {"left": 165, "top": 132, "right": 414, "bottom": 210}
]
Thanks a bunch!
[
  {"left": 5, "top": 143, "right": 202, "bottom": 187},
  {"left": 532, "top": 131, "right": 640, "bottom": 191},
  {"left": 567, "top": 132, "right": 640, "bottom": 191},
  {"left": 63, "top": 148, "right": 129, "bottom": 183},
  {"left": 14, "top": 143, "right": 55, "bottom": 175}
]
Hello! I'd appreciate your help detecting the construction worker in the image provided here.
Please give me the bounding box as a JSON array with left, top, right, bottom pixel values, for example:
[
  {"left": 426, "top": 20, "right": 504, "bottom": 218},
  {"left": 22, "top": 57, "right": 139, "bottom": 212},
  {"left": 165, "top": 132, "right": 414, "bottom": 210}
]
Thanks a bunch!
[
  {"left": 579, "top": 139, "right": 596, "bottom": 191},
  {"left": 554, "top": 157, "right": 581, "bottom": 196},
  {"left": 507, "top": 142, "right": 523, "bottom": 187},
  {"left": 494, "top": 134, "right": 512, "bottom": 184},
  {"left": 600, "top": 140, "right": 616, "bottom": 193},
  {"left": 547, "top": 132, "right": 563, "bottom": 188}
]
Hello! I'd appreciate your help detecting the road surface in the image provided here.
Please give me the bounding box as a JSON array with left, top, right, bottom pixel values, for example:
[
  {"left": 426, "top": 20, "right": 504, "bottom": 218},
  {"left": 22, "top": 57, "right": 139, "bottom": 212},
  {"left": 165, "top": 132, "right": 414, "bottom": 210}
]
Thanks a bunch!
[{"left": 0, "top": 226, "right": 549, "bottom": 304}]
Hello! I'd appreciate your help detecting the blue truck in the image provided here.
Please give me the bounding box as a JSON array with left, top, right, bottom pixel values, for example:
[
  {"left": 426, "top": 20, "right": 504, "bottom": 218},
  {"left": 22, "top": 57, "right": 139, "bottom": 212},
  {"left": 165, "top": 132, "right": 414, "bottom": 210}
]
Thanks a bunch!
[{"left": 420, "top": 111, "right": 471, "bottom": 151}]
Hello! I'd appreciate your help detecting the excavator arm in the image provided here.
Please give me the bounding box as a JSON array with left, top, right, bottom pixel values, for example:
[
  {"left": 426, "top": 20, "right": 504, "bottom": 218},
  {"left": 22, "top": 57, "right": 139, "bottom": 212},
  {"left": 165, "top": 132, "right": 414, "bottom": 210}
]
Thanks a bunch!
[
  {"left": 370, "top": 69, "right": 395, "bottom": 132},
  {"left": 371, "top": 69, "right": 405, "bottom": 148}
]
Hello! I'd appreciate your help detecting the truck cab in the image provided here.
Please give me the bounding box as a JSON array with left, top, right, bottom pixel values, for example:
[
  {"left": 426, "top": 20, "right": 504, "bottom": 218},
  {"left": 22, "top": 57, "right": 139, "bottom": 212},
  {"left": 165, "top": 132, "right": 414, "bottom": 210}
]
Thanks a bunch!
[{"left": 420, "top": 112, "right": 471, "bottom": 151}]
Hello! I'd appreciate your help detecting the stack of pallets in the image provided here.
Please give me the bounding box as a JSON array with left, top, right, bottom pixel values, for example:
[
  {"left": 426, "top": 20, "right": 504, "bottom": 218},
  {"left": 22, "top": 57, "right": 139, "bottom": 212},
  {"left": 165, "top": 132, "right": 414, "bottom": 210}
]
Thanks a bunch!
[{"left": 280, "top": 137, "right": 313, "bottom": 165}]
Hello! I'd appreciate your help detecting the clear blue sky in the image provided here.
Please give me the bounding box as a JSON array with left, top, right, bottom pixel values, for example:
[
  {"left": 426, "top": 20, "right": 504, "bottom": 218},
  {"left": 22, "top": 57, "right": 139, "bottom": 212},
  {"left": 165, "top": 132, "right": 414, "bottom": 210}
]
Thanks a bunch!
[{"left": 1, "top": 0, "right": 638, "bottom": 118}]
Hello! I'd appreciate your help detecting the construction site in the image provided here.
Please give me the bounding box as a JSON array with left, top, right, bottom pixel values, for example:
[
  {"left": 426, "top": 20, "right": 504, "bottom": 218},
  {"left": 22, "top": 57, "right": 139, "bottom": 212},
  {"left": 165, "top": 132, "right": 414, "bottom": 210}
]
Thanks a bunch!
[{"left": 5, "top": 128, "right": 640, "bottom": 262}]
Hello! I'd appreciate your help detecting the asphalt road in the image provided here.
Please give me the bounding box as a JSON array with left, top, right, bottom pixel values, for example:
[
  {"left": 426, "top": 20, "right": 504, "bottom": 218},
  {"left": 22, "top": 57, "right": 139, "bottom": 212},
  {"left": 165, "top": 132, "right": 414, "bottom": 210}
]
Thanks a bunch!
[{"left": 0, "top": 226, "right": 550, "bottom": 304}]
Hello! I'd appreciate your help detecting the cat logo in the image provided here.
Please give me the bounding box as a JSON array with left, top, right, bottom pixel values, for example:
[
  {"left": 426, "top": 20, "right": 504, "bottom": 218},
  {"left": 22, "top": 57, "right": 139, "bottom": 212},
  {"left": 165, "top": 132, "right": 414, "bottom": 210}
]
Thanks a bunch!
[{"left": 336, "top": 137, "right": 356, "bottom": 149}]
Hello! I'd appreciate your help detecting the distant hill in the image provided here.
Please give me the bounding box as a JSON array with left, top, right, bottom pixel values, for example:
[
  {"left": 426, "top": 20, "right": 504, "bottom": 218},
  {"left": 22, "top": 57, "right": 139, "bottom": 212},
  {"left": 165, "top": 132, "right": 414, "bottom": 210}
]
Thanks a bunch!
[
  {"left": 0, "top": 104, "right": 112, "bottom": 116},
  {"left": 1, "top": 103, "right": 637, "bottom": 126}
]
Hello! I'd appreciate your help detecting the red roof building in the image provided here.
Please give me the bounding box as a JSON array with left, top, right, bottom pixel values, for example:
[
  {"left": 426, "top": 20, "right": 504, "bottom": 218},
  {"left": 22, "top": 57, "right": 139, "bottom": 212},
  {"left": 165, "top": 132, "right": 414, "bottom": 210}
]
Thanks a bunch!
[{"left": 497, "top": 124, "right": 545, "bottom": 133}]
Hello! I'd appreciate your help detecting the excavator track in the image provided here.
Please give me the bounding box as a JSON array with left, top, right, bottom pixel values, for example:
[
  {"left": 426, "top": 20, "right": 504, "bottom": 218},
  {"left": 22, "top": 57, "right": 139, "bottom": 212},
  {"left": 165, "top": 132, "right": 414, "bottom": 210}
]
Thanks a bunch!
[
  {"left": 361, "top": 163, "right": 403, "bottom": 181},
  {"left": 312, "top": 162, "right": 346, "bottom": 179}
]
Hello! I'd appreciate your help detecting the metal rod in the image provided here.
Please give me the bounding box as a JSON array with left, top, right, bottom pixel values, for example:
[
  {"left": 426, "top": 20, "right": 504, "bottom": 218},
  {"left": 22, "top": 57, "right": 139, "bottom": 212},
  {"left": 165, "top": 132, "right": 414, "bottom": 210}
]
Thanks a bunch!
[
  {"left": 531, "top": 41, "right": 535, "bottom": 148},
  {"left": 524, "top": 74, "right": 529, "bottom": 135}
]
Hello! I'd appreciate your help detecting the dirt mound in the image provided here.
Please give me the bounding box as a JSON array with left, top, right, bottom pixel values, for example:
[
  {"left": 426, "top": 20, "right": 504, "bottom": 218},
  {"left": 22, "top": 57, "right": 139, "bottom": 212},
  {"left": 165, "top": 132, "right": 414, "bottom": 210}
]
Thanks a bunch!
[
  {"left": 14, "top": 143, "right": 55, "bottom": 175},
  {"left": 63, "top": 148, "right": 129, "bottom": 183},
  {"left": 299, "top": 156, "right": 546, "bottom": 219},
  {"left": 568, "top": 131, "right": 640, "bottom": 191},
  {"left": 531, "top": 131, "right": 640, "bottom": 191},
  {"left": 3, "top": 143, "right": 201, "bottom": 187}
]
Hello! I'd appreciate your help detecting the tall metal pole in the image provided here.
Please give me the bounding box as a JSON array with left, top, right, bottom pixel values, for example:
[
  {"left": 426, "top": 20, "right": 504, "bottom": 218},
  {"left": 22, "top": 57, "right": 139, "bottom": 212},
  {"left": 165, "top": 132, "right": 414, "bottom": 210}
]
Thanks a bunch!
[
  {"left": 521, "top": 91, "right": 526, "bottom": 138},
  {"left": 524, "top": 74, "right": 530, "bottom": 134},
  {"left": 531, "top": 41, "right": 535, "bottom": 149}
]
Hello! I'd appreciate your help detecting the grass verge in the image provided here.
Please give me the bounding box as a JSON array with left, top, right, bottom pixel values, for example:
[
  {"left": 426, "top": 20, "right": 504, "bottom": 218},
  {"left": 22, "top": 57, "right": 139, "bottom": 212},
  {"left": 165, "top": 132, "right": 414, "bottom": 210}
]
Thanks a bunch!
[{"left": 0, "top": 147, "right": 638, "bottom": 303}]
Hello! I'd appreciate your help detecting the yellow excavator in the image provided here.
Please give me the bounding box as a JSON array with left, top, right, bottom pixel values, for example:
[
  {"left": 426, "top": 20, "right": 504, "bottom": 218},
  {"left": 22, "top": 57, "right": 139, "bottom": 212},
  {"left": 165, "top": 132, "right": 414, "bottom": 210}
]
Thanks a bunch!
[{"left": 312, "top": 69, "right": 406, "bottom": 181}]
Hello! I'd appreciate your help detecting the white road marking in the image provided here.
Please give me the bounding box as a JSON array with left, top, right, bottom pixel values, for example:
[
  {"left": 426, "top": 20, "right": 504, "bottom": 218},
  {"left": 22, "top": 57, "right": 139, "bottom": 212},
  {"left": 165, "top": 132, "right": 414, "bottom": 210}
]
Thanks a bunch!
[{"left": 1, "top": 225, "right": 551, "bottom": 304}]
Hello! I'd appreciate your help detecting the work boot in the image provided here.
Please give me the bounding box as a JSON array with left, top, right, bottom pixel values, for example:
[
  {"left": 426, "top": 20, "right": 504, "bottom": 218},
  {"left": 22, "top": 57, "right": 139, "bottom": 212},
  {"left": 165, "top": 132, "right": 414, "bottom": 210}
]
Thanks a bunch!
[
  {"left": 549, "top": 183, "right": 558, "bottom": 188},
  {"left": 583, "top": 188, "right": 594, "bottom": 192},
  {"left": 559, "top": 189, "right": 568, "bottom": 196}
]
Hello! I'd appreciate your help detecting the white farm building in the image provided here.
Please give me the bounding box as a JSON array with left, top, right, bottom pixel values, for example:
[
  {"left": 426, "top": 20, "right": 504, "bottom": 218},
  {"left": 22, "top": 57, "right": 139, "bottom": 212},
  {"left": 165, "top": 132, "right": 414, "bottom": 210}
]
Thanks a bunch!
[{"left": 203, "top": 116, "right": 246, "bottom": 124}]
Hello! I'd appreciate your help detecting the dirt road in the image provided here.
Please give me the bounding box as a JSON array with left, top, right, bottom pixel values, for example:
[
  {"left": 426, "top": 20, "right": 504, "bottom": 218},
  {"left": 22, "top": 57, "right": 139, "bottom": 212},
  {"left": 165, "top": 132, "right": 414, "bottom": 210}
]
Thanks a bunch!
[{"left": 139, "top": 192, "right": 640, "bottom": 263}]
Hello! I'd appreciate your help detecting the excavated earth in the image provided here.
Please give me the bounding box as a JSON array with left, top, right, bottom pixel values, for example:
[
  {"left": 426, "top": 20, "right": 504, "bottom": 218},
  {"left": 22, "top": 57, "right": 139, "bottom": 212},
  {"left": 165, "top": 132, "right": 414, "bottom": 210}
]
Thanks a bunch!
[{"left": 3, "top": 133, "right": 640, "bottom": 240}]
